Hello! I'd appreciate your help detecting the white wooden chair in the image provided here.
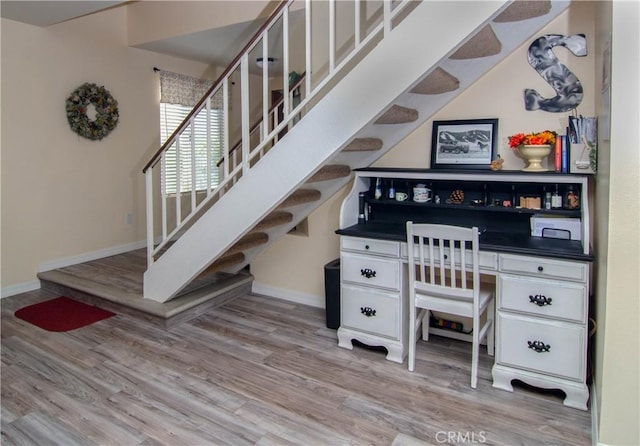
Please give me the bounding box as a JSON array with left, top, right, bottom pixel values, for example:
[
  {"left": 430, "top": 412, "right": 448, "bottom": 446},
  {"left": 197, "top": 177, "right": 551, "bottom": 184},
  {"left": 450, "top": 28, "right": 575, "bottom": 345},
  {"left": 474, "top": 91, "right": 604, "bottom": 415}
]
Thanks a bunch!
[{"left": 405, "top": 221, "right": 494, "bottom": 388}]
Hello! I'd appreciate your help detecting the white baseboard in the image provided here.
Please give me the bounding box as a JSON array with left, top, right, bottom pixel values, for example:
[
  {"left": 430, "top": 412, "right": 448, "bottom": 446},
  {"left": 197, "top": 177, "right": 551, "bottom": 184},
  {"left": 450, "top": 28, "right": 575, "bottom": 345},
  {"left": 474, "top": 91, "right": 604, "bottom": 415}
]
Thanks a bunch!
[
  {"left": 38, "top": 240, "right": 147, "bottom": 272},
  {"left": 1, "top": 239, "right": 147, "bottom": 299},
  {"left": 251, "top": 281, "right": 324, "bottom": 308},
  {"left": 1, "top": 280, "right": 41, "bottom": 299}
]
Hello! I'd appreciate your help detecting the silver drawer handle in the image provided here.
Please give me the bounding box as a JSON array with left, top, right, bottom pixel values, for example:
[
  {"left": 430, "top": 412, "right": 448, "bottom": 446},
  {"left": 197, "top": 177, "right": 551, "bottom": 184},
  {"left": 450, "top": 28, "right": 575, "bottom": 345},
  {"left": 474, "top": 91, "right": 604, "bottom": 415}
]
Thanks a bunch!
[
  {"left": 529, "top": 294, "right": 552, "bottom": 306},
  {"left": 528, "top": 340, "right": 551, "bottom": 353}
]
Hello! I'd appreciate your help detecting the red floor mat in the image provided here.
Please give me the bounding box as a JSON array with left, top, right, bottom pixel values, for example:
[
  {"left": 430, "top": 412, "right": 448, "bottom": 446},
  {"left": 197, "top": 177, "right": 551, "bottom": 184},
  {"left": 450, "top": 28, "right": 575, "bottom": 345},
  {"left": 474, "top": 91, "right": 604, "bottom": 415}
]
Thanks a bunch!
[{"left": 15, "top": 296, "right": 115, "bottom": 332}]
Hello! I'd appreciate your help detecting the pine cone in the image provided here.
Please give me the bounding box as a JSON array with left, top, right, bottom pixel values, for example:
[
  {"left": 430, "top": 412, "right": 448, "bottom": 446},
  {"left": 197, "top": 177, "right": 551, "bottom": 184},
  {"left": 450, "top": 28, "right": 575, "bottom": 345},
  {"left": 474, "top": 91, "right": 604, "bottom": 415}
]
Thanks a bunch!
[{"left": 450, "top": 189, "right": 464, "bottom": 204}]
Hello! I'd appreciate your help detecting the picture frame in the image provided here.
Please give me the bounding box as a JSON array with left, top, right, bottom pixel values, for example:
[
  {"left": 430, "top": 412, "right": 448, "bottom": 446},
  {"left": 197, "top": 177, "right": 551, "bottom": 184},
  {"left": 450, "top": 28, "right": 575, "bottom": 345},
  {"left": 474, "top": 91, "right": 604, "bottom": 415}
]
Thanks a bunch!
[{"left": 430, "top": 118, "right": 498, "bottom": 170}]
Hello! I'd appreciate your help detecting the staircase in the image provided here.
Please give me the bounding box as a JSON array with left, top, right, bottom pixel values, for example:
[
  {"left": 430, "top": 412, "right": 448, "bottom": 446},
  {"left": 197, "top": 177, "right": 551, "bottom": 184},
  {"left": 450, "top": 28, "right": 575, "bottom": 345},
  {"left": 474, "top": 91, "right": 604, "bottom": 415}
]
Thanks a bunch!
[{"left": 143, "top": 0, "right": 571, "bottom": 303}]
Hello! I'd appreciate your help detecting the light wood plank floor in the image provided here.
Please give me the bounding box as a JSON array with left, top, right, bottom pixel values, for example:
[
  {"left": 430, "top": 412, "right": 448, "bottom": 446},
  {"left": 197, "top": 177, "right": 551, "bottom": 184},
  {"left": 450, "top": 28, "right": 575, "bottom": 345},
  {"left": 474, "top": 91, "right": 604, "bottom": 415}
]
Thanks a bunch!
[{"left": 1, "top": 289, "right": 592, "bottom": 445}]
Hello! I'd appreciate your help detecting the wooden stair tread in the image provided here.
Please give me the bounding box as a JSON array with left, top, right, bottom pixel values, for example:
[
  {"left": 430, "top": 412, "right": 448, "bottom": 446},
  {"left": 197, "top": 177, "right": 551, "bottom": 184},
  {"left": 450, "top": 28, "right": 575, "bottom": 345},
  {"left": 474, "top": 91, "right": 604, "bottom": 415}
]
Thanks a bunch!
[
  {"left": 200, "top": 233, "right": 269, "bottom": 278},
  {"left": 227, "top": 232, "right": 269, "bottom": 255},
  {"left": 343, "top": 137, "right": 383, "bottom": 152},
  {"left": 411, "top": 67, "right": 460, "bottom": 95},
  {"left": 307, "top": 165, "right": 351, "bottom": 183},
  {"left": 278, "top": 189, "right": 322, "bottom": 209},
  {"left": 253, "top": 211, "right": 294, "bottom": 232},
  {"left": 450, "top": 25, "right": 501, "bottom": 60},
  {"left": 201, "top": 252, "right": 246, "bottom": 275},
  {"left": 494, "top": 1, "right": 552, "bottom": 22},
  {"left": 374, "top": 105, "right": 418, "bottom": 125}
]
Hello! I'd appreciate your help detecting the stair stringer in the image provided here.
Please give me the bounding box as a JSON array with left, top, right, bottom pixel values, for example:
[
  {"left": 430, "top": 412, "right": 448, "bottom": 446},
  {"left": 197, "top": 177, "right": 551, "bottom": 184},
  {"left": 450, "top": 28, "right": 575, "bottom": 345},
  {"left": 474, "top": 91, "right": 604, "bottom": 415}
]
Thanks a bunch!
[{"left": 144, "top": 0, "right": 570, "bottom": 302}]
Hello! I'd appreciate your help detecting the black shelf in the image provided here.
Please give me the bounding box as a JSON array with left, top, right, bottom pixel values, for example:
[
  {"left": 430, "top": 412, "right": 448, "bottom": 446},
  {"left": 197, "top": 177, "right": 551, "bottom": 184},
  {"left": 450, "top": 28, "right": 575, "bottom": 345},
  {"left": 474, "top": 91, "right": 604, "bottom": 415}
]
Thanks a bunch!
[
  {"left": 367, "top": 198, "right": 581, "bottom": 217},
  {"left": 354, "top": 167, "right": 593, "bottom": 177}
]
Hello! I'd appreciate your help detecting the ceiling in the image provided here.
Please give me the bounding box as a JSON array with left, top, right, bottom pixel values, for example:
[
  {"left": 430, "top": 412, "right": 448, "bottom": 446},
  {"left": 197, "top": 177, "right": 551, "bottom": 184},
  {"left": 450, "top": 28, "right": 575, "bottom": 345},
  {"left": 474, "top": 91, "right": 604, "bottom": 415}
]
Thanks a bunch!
[
  {"left": 0, "top": 0, "right": 281, "bottom": 68},
  {"left": 0, "top": 1, "right": 126, "bottom": 27},
  {"left": 133, "top": 16, "right": 269, "bottom": 66}
]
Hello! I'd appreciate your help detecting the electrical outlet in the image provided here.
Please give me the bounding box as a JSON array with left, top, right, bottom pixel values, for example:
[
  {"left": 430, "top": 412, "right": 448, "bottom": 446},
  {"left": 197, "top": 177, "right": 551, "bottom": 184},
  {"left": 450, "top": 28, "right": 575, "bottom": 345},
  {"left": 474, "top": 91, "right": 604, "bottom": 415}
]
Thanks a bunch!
[{"left": 126, "top": 213, "right": 133, "bottom": 225}]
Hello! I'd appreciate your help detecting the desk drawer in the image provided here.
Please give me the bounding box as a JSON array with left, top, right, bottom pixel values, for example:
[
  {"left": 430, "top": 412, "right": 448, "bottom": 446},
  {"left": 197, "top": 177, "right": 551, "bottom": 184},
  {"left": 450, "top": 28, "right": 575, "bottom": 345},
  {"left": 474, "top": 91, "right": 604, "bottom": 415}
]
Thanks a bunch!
[
  {"left": 342, "top": 252, "right": 400, "bottom": 291},
  {"left": 499, "top": 254, "right": 588, "bottom": 282},
  {"left": 341, "top": 237, "right": 399, "bottom": 257},
  {"left": 499, "top": 275, "right": 587, "bottom": 323},
  {"left": 401, "top": 243, "right": 498, "bottom": 272},
  {"left": 341, "top": 285, "right": 399, "bottom": 339},
  {"left": 497, "top": 313, "right": 585, "bottom": 381}
]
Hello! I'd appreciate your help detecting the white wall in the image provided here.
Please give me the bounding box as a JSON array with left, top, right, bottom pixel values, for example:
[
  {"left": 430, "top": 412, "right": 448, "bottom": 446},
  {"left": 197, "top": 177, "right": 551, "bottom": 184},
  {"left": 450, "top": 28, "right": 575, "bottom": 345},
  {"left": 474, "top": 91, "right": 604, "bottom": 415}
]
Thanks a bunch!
[
  {"left": 0, "top": 7, "right": 211, "bottom": 293},
  {"left": 127, "top": 1, "right": 277, "bottom": 48},
  {"left": 593, "top": 1, "right": 640, "bottom": 445}
]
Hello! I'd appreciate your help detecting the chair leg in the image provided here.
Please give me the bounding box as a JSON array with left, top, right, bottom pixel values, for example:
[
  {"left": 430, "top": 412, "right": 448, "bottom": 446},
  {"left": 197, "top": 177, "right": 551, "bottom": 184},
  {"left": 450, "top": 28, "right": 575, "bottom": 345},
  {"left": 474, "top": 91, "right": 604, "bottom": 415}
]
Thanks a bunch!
[
  {"left": 487, "top": 297, "right": 495, "bottom": 357},
  {"left": 421, "top": 310, "right": 430, "bottom": 341},
  {"left": 408, "top": 302, "right": 416, "bottom": 372},
  {"left": 471, "top": 315, "right": 480, "bottom": 389}
]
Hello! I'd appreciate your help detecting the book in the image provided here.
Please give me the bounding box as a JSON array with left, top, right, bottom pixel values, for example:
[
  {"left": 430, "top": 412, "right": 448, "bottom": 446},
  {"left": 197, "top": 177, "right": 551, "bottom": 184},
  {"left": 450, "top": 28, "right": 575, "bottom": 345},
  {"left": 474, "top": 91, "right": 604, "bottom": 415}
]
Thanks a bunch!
[
  {"left": 561, "top": 133, "right": 569, "bottom": 173},
  {"left": 555, "top": 136, "right": 562, "bottom": 172}
]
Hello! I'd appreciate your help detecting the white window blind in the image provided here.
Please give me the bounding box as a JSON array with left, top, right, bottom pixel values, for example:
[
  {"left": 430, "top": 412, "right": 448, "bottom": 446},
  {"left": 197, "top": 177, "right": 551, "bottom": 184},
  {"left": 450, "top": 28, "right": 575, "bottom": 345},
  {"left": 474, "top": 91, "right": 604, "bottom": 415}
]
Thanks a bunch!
[
  {"left": 157, "top": 69, "right": 223, "bottom": 196},
  {"left": 160, "top": 103, "right": 223, "bottom": 196}
]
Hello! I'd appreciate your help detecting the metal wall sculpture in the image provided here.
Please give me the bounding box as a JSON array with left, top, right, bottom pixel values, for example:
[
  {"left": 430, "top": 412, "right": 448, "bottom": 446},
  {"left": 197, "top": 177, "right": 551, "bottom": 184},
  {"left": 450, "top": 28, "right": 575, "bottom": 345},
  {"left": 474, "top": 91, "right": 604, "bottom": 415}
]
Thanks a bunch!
[{"left": 524, "top": 34, "right": 587, "bottom": 113}]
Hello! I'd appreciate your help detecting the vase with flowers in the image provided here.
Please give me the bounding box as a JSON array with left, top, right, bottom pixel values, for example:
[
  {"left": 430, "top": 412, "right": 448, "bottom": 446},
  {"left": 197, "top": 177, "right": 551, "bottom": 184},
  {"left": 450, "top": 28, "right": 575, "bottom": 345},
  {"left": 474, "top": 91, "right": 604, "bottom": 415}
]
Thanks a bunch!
[{"left": 508, "top": 130, "right": 557, "bottom": 172}]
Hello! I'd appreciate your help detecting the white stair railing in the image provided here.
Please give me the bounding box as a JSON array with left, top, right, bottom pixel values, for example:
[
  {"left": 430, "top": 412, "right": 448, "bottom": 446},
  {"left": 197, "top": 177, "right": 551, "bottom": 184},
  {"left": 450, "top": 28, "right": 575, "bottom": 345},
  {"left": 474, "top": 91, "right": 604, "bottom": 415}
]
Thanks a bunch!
[{"left": 143, "top": 0, "right": 417, "bottom": 267}]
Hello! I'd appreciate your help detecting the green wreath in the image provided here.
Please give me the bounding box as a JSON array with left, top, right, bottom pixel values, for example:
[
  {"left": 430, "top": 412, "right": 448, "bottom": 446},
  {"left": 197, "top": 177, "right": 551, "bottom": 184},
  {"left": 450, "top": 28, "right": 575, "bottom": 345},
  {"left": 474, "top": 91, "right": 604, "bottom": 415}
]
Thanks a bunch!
[{"left": 66, "top": 83, "right": 119, "bottom": 140}]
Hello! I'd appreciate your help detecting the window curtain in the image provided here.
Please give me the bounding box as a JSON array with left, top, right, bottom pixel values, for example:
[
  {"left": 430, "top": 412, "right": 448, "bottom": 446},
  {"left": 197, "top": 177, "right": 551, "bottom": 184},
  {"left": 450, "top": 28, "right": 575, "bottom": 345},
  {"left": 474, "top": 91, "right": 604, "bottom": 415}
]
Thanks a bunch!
[{"left": 158, "top": 69, "right": 215, "bottom": 107}]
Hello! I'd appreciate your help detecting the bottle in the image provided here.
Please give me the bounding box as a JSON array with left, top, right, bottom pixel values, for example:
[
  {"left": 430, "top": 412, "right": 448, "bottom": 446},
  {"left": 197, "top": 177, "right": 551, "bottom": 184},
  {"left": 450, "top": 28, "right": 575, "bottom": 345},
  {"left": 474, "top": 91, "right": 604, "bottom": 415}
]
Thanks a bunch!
[
  {"left": 388, "top": 180, "right": 395, "bottom": 199},
  {"left": 358, "top": 192, "right": 366, "bottom": 224},
  {"left": 564, "top": 185, "right": 580, "bottom": 209},
  {"left": 545, "top": 192, "right": 552, "bottom": 210},
  {"left": 551, "top": 184, "right": 562, "bottom": 209},
  {"left": 374, "top": 178, "right": 382, "bottom": 200}
]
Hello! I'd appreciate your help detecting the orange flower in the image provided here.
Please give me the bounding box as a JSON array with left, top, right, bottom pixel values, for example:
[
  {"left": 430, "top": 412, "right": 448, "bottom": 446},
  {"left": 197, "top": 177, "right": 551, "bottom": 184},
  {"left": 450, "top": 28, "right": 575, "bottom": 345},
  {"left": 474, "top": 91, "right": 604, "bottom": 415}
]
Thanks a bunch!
[{"left": 508, "top": 130, "right": 556, "bottom": 149}]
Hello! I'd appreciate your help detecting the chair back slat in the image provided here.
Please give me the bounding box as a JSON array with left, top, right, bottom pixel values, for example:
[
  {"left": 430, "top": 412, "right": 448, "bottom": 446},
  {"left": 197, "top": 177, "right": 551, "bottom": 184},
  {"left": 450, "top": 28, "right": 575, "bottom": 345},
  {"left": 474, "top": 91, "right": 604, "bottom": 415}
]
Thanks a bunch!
[
  {"left": 406, "top": 222, "right": 480, "bottom": 302},
  {"left": 428, "top": 236, "right": 435, "bottom": 284},
  {"left": 460, "top": 240, "right": 467, "bottom": 289}
]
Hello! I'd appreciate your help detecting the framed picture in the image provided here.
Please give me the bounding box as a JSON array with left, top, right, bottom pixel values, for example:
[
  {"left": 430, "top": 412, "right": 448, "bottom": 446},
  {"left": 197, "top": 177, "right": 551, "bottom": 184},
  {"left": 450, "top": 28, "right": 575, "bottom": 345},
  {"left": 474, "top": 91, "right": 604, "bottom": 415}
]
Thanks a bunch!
[{"left": 430, "top": 118, "right": 498, "bottom": 169}]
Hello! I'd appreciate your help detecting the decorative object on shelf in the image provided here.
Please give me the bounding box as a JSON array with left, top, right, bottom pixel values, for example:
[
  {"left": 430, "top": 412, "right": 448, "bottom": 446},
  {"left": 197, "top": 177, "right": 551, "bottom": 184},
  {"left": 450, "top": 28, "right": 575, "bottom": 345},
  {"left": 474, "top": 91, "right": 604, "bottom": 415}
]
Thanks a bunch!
[
  {"left": 374, "top": 178, "right": 382, "bottom": 200},
  {"left": 490, "top": 154, "right": 504, "bottom": 170},
  {"left": 519, "top": 197, "right": 541, "bottom": 209},
  {"left": 564, "top": 185, "right": 580, "bottom": 210},
  {"left": 568, "top": 116, "right": 598, "bottom": 174},
  {"left": 446, "top": 189, "right": 464, "bottom": 204},
  {"left": 395, "top": 192, "right": 408, "bottom": 202},
  {"left": 66, "top": 83, "right": 119, "bottom": 140},
  {"left": 508, "top": 130, "right": 557, "bottom": 171},
  {"left": 430, "top": 118, "right": 498, "bottom": 170},
  {"left": 412, "top": 184, "right": 432, "bottom": 203},
  {"left": 524, "top": 34, "right": 587, "bottom": 113}
]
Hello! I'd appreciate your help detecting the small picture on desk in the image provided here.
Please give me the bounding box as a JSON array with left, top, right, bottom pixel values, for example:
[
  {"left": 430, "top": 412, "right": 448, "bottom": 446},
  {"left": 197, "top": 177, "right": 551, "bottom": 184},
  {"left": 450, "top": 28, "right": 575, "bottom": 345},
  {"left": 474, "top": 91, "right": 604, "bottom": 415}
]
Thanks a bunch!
[{"left": 430, "top": 118, "right": 498, "bottom": 170}]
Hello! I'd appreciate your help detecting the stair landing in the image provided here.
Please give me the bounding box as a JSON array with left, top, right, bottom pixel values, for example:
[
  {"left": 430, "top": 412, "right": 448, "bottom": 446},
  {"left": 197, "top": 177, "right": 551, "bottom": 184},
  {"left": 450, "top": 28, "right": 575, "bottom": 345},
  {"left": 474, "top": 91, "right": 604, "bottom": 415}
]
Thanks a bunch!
[{"left": 37, "top": 249, "right": 253, "bottom": 329}]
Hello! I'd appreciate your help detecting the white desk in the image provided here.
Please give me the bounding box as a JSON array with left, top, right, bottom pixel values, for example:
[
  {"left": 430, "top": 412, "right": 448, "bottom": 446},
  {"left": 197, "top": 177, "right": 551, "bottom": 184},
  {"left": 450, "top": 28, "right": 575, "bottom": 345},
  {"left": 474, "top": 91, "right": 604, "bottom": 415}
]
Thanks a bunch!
[{"left": 335, "top": 169, "right": 592, "bottom": 410}]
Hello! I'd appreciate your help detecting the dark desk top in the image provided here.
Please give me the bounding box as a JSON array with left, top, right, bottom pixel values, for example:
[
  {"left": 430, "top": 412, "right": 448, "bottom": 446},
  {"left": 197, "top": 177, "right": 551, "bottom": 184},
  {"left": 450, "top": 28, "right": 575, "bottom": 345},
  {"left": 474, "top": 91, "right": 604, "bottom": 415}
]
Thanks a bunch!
[{"left": 336, "top": 222, "right": 593, "bottom": 262}]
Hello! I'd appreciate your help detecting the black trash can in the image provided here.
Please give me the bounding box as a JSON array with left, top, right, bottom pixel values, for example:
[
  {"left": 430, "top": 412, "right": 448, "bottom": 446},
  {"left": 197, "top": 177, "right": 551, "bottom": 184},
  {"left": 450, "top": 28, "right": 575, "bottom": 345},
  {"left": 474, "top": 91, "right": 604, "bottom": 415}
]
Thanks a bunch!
[{"left": 324, "top": 259, "right": 341, "bottom": 329}]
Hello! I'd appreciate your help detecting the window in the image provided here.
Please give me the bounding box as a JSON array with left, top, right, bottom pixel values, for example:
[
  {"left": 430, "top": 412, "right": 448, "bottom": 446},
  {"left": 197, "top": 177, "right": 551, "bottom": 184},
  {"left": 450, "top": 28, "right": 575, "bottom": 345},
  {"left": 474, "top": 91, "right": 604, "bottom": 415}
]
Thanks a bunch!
[
  {"left": 157, "top": 69, "right": 223, "bottom": 196},
  {"left": 160, "top": 103, "right": 223, "bottom": 196}
]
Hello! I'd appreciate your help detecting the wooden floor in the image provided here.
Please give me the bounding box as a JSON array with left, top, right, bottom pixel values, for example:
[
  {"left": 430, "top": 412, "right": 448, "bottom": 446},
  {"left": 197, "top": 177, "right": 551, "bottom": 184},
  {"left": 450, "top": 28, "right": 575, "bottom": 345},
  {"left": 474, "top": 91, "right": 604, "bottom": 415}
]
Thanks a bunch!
[{"left": 1, "top": 289, "right": 592, "bottom": 445}]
